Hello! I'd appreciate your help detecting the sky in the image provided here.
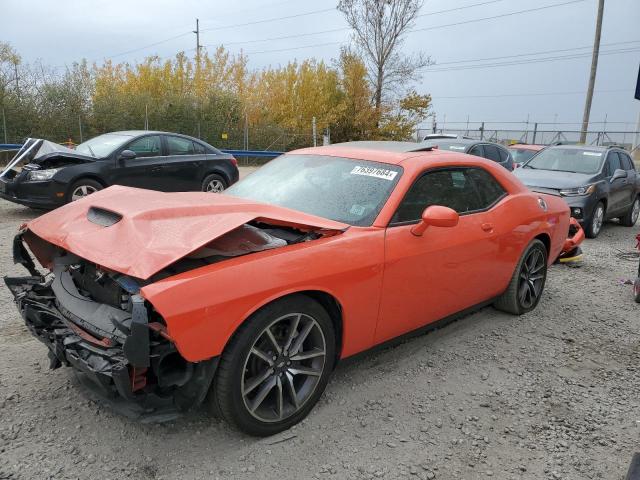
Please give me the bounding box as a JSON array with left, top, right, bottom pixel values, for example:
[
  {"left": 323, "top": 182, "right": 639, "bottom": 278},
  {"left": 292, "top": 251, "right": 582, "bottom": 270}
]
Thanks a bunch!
[{"left": 3, "top": 0, "right": 639, "bottom": 134}]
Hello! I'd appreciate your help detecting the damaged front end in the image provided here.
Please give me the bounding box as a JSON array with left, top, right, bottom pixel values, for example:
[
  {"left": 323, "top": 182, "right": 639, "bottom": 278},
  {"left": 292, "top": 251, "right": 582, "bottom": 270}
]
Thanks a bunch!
[{"left": 5, "top": 231, "right": 216, "bottom": 421}]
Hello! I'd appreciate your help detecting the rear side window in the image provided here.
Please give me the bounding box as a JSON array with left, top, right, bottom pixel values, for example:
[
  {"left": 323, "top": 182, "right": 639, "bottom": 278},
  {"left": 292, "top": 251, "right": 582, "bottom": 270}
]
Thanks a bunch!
[
  {"left": 619, "top": 152, "right": 635, "bottom": 170},
  {"left": 468, "top": 145, "right": 483, "bottom": 157},
  {"left": 167, "top": 136, "right": 196, "bottom": 156},
  {"left": 482, "top": 144, "right": 502, "bottom": 163},
  {"left": 193, "top": 142, "right": 206, "bottom": 154},
  {"left": 392, "top": 167, "right": 505, "bottom": 223},
  {"left": 126, "top": 135, "right": 161, "bottom": 158},
  {"left": 497, "top": 147, "right": 509, "bottom": 162}
]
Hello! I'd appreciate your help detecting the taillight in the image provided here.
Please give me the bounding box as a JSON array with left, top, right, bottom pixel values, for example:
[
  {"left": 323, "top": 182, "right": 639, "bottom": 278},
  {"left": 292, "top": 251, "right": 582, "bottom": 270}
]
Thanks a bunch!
[{"left": 230, "top": 157, "right": 238, "bottom": 167}]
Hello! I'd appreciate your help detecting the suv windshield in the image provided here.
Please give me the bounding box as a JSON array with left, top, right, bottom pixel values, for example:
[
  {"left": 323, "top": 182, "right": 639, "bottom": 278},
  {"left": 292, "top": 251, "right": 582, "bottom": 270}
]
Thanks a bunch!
[
  {"left": 225, "top": 154, "right": 402, "bottom": 226},
  {"left": 76, "top": 133, "right": 133, "bottom": 158},
  {"left": 524, "top": 148, "right": 604, "bottom": 174},
  {"left": 511, "top": 149, "right": 537, "bottom": 164}
]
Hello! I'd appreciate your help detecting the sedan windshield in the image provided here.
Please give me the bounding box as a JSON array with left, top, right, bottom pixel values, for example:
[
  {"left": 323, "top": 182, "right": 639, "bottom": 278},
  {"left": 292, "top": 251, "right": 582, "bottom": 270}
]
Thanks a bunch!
[
  {"left": 76, "top": 133, "right": 133, "bottom": 158},
  {"left": 510, "top": 149, "right": 537, "bottom": 164},
  {"left": 523, "top": 148, "right": 604, "bottom": 174},
  {"left": 226, "top": 154, "right": 402, "bottom": 226}
]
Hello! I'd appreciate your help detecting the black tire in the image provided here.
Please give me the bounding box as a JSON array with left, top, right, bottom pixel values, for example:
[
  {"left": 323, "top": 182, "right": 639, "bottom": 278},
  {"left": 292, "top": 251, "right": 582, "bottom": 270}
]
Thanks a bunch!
[
  {"left": 494, "top": 239, "right": 548, "bottom": 315},
  {"left": 66, "top": 178, "right": 103, "bottom": 203},
  {"left": 202, "top": 173, "right": 227, "bottom": 193},
  {"left": 584, "top": 201, "right": 605, "bottom": 238},
  {"left": 620, "top": 196, "right": 640, "bottom": 227},
  {"left": 212, "top": 294, "right": 336, "bottom": 436}
]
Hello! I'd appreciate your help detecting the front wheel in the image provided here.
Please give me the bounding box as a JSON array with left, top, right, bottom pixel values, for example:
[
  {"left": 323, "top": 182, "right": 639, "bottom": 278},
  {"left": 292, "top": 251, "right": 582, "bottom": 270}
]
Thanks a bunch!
[
  {"left": 584, "top": 201, "right": 605, "bottom": 238},
  {"left": 211, "top": 295, "right": 336, "bottom": 436},
  {"left": 620, "top": 197, "right": 640, "bottom": 227},
  {"left": 202, "top": 173, "right": 227, "bottom": 193},
  {"left": 66, "top": 178, "right": 103, "bottom": 203},
  {"left": 494, "top": 239, "right": 548, "bottom": 315}
]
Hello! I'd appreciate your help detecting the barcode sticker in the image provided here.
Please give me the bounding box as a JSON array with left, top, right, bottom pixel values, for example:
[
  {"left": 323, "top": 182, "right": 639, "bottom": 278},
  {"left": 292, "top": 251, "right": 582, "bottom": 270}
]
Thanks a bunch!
[{"left": 350, "top": 166, "right": 398, "bottom": 181}]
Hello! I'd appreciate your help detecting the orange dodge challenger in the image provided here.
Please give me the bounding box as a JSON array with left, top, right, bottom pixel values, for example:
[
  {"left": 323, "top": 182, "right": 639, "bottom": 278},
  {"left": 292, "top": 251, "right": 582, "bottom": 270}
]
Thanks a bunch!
[{"left": 5, "top": 141, "right": 581, "bottom": 435}]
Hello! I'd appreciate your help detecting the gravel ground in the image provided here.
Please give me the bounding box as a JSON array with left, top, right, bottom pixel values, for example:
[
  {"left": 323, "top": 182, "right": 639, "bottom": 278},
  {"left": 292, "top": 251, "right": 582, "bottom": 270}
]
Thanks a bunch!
[{"left": 1, "top": 172, "right": 639, "bottom": 480}]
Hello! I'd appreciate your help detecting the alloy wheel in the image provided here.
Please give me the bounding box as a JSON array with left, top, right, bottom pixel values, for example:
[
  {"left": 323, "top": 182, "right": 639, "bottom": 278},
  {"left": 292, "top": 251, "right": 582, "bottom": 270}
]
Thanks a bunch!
[
  {"left": 631, "top": 198, "right": 640, "bottom": 225},
  {"left": 241, "top": 313, "right": 327, "bottom": 423},
  {"left": 205, "top": 179, "right": 225, "bottom": 192},
  {"left": 71, "top": 185, "right": 98, "bottom": 201},
  {"left": 592, "top": 204, "right": 604, "bottom": 236},
  {"left": 518, "top": 248, "right": 545, "bottom": 309}
]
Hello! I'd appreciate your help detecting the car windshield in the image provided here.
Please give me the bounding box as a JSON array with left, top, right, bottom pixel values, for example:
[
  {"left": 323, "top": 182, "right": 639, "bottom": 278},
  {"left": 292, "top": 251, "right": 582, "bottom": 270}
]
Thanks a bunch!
[
  {"left": 225, "top": 154, "right": 402, "bottom": 226},
  {"left": 510, "top": 149, "right": 537, "bottom": 164},
  {"left": 523, "top": 148, "right": 604, "bottom": 174},
  {"left": 75, "top": 133, "right": 133, "bottom": 158}
]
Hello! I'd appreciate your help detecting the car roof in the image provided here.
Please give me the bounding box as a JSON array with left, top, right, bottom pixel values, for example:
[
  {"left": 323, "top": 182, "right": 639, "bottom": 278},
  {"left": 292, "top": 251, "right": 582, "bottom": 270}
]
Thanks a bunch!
[
  {"left": 544, "top": 144, "right": 610, "bottom": 152},
  {"left": 292, "top": 141, "right": 442, "bottom": 165}
]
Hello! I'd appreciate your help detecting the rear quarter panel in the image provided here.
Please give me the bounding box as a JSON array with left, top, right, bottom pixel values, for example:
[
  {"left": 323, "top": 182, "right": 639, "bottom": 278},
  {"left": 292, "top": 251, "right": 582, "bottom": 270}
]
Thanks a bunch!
[{"left": 141, "top": 228, "right": 385, "bottom": 362}]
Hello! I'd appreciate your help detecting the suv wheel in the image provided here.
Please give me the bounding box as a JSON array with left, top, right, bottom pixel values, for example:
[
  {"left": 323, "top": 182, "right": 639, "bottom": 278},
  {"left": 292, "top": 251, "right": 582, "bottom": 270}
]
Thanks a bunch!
[
  {"left": 585, "top": 201, "right": 605, "bottom": 238},
  {"left": 620, "top": 197, "right": 640, "bottom": 227}
]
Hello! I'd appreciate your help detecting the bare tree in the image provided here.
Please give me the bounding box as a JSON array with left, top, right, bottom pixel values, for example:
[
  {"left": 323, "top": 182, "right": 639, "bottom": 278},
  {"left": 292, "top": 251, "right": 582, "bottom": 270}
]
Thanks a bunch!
[{"left": 337, "top": 0, "right": 430, "bottom": 116}]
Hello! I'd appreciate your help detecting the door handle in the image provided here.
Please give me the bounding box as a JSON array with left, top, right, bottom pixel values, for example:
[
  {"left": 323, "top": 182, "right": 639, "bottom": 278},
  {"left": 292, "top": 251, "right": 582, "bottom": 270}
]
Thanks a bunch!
[
  {"left": 481, "top": 223, "right": 494, "bottom": 232},
  {"left": 150, "top": 166, "right": 163, "bottom": 172}
]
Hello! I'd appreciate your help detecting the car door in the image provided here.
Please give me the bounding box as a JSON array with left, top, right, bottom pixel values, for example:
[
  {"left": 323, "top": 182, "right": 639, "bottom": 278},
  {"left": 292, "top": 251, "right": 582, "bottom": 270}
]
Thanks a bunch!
[
  {"left": 111, "top": 134, "right": 169, "bottom": 190},
  {"left": 162, "top": 135, "right": 207, "bottom": 191},
  {"left": 619, "top": 151, "right": 638, "bottom": 208},
  {"left": 604, "top": 151, "right": 627, "bottom": 214},
  {"left": 375, "top": 167, "right": 507, "bottom": 344}
]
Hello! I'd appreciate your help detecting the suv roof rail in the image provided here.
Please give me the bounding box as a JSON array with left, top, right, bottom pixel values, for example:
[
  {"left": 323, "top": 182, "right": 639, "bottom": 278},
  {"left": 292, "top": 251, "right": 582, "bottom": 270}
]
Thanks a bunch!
[{"left": 605, "top": 144, "right": 627, "bottom": 150}]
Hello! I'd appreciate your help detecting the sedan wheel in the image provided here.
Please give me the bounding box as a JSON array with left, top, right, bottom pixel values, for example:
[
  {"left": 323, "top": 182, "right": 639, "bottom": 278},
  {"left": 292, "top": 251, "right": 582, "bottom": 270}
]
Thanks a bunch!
[
  {"left": 66, "top": 179, "right": 103, "bottom": 203},
  {"left": 202, "top": 174, "right": 227, "bottom": 193},
  {"left": 212, "top": 295, "right": 335, "bottom": 436},
  {"left": 71, "top": 185, "right": 98, "bottom": 201}
]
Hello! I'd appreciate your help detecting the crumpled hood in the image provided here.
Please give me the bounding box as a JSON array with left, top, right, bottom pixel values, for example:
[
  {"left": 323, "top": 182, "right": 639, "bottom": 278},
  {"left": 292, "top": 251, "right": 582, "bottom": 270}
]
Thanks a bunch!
[
  {"left": 514, "top": 168, "right": 596, "bottom": 189},
  {"left": 25, "top": 185, "right": 348, "bottom": 280}
]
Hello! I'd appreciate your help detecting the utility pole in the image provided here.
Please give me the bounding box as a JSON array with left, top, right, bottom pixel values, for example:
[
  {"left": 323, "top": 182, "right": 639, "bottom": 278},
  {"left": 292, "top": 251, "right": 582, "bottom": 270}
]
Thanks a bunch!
[
  {"left": 312, "top": 117, "right": 317, "bottom": 147},
  {"left": 580, "top": 0, "right": 605, "bottom": 144},
  {"left": 193, "top": 19, "right": 202, "bottom": 64},
  {"left": 2, "top": 108, "right": 7, "bottom": 144},
  {"left": 78, "top": 116, "right": 83, "bottom": 143},
  {"left": 13, "top": 62, "right": 19, "bottom": 97}
]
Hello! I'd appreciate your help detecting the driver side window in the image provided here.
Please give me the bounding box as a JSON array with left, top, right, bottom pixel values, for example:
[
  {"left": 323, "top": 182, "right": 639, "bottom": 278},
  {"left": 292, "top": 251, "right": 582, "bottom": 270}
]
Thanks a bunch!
[
  {"left": 605, "top": 152, "right": 621, "bottom": 177},
  {"left": 392, "top": 168, "right": 505, "bottom": 224},
  {"left": 126, "top": 135, "right": 161, "bottom": 158}
]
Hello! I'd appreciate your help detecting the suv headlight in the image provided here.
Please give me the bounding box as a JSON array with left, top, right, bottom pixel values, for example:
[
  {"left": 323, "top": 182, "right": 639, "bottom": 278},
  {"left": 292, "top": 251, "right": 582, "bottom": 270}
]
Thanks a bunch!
[
  {"left": 560, "top": 184, "right": 596, "bottom": 196},
  {"left": 27, "top": 168, "right": 60, "bottom": 181}
]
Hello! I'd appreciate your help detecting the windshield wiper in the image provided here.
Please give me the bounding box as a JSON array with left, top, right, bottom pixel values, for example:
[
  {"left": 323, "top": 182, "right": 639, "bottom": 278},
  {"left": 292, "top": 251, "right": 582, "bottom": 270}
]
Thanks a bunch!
[
  {"left": 523, "top": 164, "right": 536, "bottom": 169},
  {"left": 86, "top": 145, "right": 96, "bottom": 158},
  {"left": 552, "top": 169, "right": 578, "bottom": 173}
]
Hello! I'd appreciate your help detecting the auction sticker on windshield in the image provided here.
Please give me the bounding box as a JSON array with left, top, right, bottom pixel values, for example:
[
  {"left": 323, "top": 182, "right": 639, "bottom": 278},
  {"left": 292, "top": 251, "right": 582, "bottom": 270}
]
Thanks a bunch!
[
  {"left": 583, "top": 152, "right": 602, "bottom": 156},
  {"left": 351, "top": 165, "right": 398, "bottom": 181}
]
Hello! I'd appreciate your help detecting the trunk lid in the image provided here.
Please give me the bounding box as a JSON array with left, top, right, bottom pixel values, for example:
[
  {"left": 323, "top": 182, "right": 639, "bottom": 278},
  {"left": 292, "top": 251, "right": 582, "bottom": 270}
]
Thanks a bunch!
[{"left": 25, "top": 185, "right": 348, "bottom": 280}]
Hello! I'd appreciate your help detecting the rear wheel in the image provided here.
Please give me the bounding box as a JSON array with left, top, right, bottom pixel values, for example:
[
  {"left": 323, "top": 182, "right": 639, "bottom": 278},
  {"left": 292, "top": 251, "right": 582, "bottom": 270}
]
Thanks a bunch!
[
  {"left": 202, "top": 174, "right": 227, "bottom": 193},
  {"left": 584, "top": 201, "right": 605, "bottom": 238},
  {"left": 620, "top": 197, "right": 640, "bottom": 227},
  {"left": 494, "top": 239, "right": 548, "bottom": 315},
  {"left": 66, "top": 178, "right": 103, "bottom": 203},
  {"left": 212, "top": 295, "right": 336, "bottom": 436}
]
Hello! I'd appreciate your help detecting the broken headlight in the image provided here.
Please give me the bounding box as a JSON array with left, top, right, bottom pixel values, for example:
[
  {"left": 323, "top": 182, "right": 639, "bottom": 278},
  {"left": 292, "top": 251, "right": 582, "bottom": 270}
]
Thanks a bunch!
[{"left": 27, "top": 168, "right": 60, "bottom": 181}]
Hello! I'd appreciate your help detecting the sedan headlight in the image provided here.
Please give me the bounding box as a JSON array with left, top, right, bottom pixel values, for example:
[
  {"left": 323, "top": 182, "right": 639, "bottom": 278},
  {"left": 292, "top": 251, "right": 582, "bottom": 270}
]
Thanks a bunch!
[
  {"left": 27, "top": 168, "right": 60, "bottom": 182},
  {"left": 559, "top": 184, "right": 596, "bottom": 196}
]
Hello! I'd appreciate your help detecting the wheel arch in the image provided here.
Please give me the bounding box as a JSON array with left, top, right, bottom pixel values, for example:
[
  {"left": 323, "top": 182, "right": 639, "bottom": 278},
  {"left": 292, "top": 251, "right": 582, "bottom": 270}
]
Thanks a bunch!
[
  {"left": 221, "top": 289, "right": 344, "bottom": 366},
  {"left": 68, "top": 174, "right": 109, "bottom": 189},
  {"left": 202, "top": 168, "right": 231, "bottom": 187},
  {"left": 534, "top": 232, "right": 551, "bottom": 256}
]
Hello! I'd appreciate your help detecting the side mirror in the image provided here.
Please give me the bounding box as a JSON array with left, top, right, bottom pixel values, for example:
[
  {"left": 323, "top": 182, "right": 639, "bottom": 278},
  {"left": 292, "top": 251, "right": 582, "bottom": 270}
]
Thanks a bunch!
[
  {"left": 411, "top": 205, "right": 459, "bottom": 237},
  {"left": 118, "top": 149, "right": 137, "bottom": 163},
  {"left": 610, "top": 168, "right": 627, "bottom": 182}
]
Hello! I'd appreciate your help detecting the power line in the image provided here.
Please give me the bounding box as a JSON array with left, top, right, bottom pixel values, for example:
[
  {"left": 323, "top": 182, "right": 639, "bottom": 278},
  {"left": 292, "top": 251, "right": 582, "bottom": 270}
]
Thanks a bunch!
[
  {"left": 411, "top": 0, "right": 587, "bottom": 34},
  {"left": 246, "top": 41, "right": 344, "bottom": 55},
  {"left": 212, "top": 0, "right": 507, "bottom": 48},
  {"left": 434, "top": 40, "right": 640, "bottom": 66},
  {"left": 424, "top": 47, "right": 640, "bottom": 72},
  {"left": 434, "top": 89, "right": 628, "bottom": 99},
  {"left": 200, "top": 8, "right": 336, "bottom": 32}
]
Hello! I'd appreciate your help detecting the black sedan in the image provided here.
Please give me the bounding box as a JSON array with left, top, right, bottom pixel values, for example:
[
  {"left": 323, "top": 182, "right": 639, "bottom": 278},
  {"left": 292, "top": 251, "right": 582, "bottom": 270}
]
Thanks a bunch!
[
  {"left": 514, "top": 145, "right": 640, "bottom": 238},
  {"left": 422, "top": 136, "right": 514, "bottom": 171},
  {"left": 0, "top": 131, "right": 239, "bottom": 209}
]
